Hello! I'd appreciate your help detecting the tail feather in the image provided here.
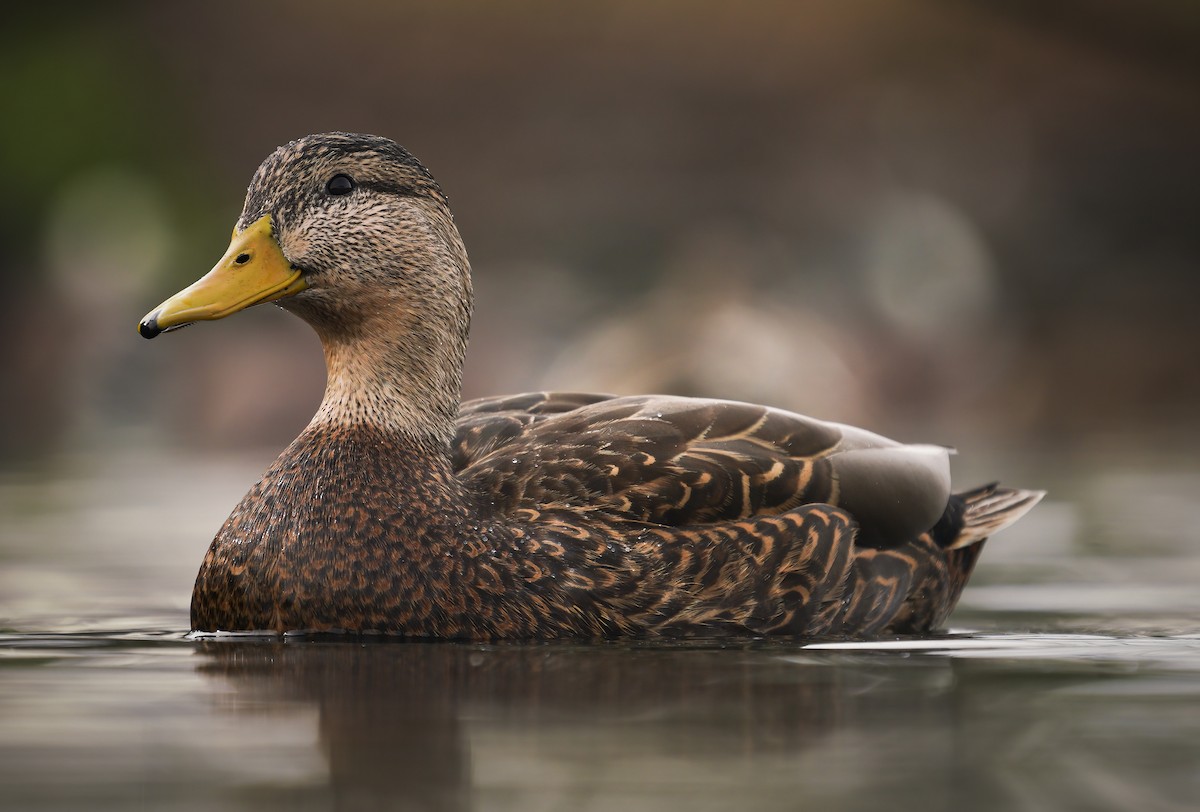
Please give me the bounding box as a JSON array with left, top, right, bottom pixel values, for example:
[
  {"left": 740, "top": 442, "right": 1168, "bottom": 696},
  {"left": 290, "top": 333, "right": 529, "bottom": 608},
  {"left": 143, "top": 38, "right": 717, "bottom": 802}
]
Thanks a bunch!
[{"left": 947, "top": 483, "right": 1045, "bottom": 550}]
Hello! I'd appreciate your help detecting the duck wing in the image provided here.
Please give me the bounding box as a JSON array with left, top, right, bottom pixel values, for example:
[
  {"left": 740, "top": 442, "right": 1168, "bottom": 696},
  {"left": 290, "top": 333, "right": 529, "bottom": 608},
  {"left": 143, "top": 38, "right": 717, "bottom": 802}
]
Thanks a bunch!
[{"left": 454, "top": 393, "right": 952, "bottom": 546}]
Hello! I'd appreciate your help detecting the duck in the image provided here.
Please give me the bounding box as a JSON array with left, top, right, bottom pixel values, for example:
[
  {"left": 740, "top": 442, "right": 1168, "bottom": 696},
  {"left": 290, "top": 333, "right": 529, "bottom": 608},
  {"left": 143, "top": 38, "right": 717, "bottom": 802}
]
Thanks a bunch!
[{"left": 139, "top": 132, "right": 1043, "bottom": 639}]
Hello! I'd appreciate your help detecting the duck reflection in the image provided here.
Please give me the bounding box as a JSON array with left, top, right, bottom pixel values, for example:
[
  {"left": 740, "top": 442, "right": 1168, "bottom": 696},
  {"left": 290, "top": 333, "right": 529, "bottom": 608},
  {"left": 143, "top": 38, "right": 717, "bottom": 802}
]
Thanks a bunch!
[{"left": 195, "top": 639, "right": 955, "bottom": 810}]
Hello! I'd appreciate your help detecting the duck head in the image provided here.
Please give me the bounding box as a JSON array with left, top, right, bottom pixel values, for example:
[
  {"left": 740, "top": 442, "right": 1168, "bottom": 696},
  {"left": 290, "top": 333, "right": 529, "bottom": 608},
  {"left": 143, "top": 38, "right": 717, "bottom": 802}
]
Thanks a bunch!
[{"left": 139, "top": 132, "right": 473, "bottom": 441}]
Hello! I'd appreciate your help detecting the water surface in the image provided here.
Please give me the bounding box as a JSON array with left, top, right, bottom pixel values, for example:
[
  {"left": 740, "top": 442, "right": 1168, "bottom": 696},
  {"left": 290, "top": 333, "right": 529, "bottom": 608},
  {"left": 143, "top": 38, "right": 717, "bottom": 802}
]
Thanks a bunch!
[{"left": 2, "top": 444, "right": 1198, "bottom": 811}]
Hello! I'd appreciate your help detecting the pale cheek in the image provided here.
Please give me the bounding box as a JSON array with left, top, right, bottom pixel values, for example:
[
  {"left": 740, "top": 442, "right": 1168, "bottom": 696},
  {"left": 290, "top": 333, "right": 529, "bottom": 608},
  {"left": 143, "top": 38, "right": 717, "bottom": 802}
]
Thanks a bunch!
[
  {"left": 279, "top": 234, "right": 311, "bottom": 262},
  {"left": 281, "top": 207, "right": 393, "bottom": 268},
  {"left": 354, "top": 203, "right": 396, "bottom": 236},
  {"left": 279, "top": 212, "right": 320, "bottom": 262}
]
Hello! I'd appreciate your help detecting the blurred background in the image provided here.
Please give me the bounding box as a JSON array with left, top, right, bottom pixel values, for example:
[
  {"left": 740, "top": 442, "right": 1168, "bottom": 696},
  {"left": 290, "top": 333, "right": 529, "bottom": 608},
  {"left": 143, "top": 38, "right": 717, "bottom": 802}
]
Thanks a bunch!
[
  {"left": 2, "top": 0, "right": 1198, "bottom": 464},
  {"left": 3, "top": 9, "right": 1200, "bottom": 808}
]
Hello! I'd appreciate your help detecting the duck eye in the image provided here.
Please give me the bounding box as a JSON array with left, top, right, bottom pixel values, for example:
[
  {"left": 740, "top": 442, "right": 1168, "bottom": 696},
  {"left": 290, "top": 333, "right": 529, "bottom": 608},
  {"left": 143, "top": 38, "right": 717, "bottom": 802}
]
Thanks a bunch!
[{"left": 326, "top": 174, "right": 355, "bottom": 196}]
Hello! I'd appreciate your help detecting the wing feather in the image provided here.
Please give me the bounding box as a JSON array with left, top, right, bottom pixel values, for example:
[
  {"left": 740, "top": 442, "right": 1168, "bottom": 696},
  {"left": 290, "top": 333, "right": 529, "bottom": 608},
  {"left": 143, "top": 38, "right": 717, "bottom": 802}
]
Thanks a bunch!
[{"left": 454, "top": 392, "right": 951, "bottom": 544}]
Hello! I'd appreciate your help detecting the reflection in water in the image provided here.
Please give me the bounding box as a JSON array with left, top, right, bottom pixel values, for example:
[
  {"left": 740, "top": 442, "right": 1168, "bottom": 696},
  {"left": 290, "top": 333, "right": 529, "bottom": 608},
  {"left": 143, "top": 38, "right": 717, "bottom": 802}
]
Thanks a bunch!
[
  {"left": 195, "top": 639, "right": 965, "bottom": 811},
  {"left": 2, "top": 632, "right": 1199, "bottom": 810},
  {"left": 191, "top": 636, "right": 1200, "bottom": 812},
  {"left": 200, "top": 641, "right": 830, "bottom": 810},
  {"left": 201, "top": 641, "right": 475, "bottom": 811}
]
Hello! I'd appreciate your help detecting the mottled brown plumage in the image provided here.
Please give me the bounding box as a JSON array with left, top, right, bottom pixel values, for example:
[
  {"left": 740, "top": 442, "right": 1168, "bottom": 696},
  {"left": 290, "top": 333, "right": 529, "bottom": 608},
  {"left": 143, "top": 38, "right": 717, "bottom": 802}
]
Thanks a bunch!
[{"left": 143, "top": 132, "right": 1043, "bottom": 639}]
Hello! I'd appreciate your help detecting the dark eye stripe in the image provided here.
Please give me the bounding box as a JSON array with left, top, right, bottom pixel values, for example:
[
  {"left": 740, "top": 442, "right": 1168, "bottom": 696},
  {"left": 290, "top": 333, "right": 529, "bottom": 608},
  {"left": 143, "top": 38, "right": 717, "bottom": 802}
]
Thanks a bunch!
[{"left": 357, "top": 180, "right": 425, "bottom": 199}]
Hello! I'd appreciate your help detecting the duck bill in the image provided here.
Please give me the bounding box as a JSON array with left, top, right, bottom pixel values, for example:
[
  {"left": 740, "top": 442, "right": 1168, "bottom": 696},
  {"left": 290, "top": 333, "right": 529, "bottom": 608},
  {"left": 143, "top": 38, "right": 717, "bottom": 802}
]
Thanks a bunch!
[{"left": 138, "top": 214, "right": 307, "bottom": 339}]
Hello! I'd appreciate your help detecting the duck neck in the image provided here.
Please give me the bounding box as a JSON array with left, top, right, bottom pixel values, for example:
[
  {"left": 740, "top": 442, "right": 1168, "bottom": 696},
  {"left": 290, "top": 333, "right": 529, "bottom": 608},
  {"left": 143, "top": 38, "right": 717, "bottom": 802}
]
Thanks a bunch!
[
  {"left": 310, "top": 321, "right": 464, "bottom": 445},
  {"left": 292, "top": 208, "right": 474, "bottom": 446}
]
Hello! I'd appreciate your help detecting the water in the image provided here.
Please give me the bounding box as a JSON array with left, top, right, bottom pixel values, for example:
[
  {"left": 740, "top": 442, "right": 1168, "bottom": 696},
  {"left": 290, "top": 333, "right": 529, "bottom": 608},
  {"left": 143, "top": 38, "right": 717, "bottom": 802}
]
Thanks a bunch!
[{"left": 2, "top": 443, "right": 1199, "bottom": 811}]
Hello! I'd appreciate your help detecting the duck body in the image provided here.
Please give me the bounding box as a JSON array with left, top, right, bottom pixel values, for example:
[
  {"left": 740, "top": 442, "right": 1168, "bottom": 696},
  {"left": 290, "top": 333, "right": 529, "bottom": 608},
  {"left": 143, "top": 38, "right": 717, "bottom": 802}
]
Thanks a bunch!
[{"left": 143, "top": 133, "right": 1042, "bottom": 639}]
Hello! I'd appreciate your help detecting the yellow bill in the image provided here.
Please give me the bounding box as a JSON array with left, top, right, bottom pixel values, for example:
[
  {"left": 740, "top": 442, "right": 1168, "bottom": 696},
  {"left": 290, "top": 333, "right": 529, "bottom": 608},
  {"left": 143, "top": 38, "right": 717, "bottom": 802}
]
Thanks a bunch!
[{"left": 138, "top": 214, "right": 307, "bottom": 338}]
